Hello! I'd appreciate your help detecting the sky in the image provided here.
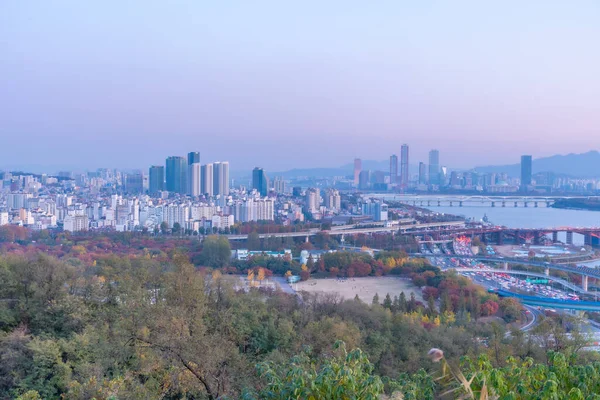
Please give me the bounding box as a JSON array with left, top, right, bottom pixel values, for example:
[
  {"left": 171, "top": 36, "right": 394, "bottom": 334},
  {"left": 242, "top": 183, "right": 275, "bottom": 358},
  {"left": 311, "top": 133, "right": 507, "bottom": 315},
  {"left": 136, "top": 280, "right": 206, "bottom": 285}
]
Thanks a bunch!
[{"left": 1, "top": 1, "right": 599, "bottom": 173}]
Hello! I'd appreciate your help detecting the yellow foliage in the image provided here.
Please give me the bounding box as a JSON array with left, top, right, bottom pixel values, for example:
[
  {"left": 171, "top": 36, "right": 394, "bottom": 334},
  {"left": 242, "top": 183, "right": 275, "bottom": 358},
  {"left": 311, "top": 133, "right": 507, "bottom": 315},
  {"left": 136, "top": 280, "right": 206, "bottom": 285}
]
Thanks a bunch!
[
  {"left": 421, "top": 315, "right": 430, "bottom": 324},
  {"left": 385, "top": 258, "right": 397, "bottom": 268},
  {"left": 441, "top": 311, "right": 456, "bottom": 325},
  {"left": 257, "top": 268, "right": 266, "bottom": 282},
  {"left": 212, "top": 270, "right": 222, "bottom": 281},
  {"left": 301, "top": 264, "right": 308, "bottom": 271},
  {"left": 284, "top": 270, "right": 292, "bottom": 278},
  {"left": 247, "top": 270, "right": 255, "bottom": 282},
  {"left": 433, "top": 316, "right": 441, "bottom": 327}
]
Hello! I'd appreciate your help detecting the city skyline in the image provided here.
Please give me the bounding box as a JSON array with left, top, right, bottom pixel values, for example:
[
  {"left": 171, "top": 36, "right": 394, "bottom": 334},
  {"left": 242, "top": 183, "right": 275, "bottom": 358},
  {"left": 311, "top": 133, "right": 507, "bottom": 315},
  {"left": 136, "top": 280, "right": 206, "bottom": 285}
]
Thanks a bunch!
[{"left": 2, "top": 1, "right": 599, "bottom": 172}]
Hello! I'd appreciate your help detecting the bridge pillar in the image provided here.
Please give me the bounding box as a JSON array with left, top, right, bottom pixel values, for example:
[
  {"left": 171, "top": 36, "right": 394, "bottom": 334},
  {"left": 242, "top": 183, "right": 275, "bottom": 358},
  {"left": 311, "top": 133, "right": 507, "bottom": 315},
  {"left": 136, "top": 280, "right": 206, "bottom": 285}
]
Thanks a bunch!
[
  {"left": 459, "top": 201, "right": 463, "bottom": 207},
  {"left": 305, "top": 235, "right": 309, "bottom": 243},
  {"left": 583, "top": 275, "right": 589, "bottom": 292},
  {"left": 566, "top": 231, "right": 573, "bottom": 245},
  {"left": 497, "top": 231, "right": 503, "bottom": 245},
  {"left": 437, "top": 201, "right": 441, "bottom": 206},
  {"left": 534, "top": 201, "right": 538, "bottom": 208},
  {"left": 449, "top": 201, "right": 453, "bottom": 207},
  {"left": 524, "top": 201, "right": 528, "bottom": 208},
  {"left": 552, "top": 231, "right": 558, "bottom": 243},
  {"left": 544, "top": 268, "right": 550, "bottom": 276},
  {"left": 585, "top": 234, "right": 592, "bottom": 246},
  {"left": 491, "top": 201, "right": 495, "bottom": 207},
  {"left": 503, "top": 262, "right": 508, "bottom": 271},
  {"left": 514, "top": 202, "right": 518, "bottom": 207},
  {"left": 340, "top": 234, "right": 345, "bottom": 244},
  {"left": 502, "top": 201, "right": 505, "bottom": 207}
]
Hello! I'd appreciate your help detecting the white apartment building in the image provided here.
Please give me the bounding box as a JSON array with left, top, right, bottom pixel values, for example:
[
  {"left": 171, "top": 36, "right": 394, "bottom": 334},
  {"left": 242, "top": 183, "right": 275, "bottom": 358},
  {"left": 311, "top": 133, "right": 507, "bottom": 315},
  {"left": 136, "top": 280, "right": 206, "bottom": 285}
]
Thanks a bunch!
[
  {"left": 0, "top": 212, "right": 9, "bottom": 226},
  {"left": 64, "top": 215, "right": 89, "bottom": 232},
  {"left": 211, "top": 214, "right": 235, "bottom": 230}
]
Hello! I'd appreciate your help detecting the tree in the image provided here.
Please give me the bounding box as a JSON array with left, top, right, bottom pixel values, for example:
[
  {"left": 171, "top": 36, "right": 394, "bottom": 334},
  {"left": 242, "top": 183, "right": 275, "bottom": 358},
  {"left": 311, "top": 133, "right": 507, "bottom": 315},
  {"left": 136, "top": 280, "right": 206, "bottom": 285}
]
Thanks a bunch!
[
  {"left": 499, "top": 297, "right": 521, "bottom": 323},
  {"left": 200, "top": 235, "right": 231, "bottom": 268},
  {"left": 256, "top": 341, "right": 385, "bottom": 399},
  {"left": 383, "top": 293, "right": 392, "bottom": 309},
  {"left": 257, "top": 267, "right": 266, "bottom": 283},
  {"left": 247, "top": 231, "right": 261, "bottom": 251},
  {"left": 160, "top": 221, "right": 169, "bottom": 234},
  {"left": 372, "top": 293, "right": 380, "bottom": 305},
  {"left": 172, "top": 222, "right": 182, "bottom": 235}
]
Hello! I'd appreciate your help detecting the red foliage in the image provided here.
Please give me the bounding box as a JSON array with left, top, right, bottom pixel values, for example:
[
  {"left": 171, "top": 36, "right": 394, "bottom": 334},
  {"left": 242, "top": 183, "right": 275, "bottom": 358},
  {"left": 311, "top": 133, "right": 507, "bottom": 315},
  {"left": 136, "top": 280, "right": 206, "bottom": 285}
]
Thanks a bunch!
[
  {"left": 480, "top": 300, "right": 499, "bottom": 316},
  {"left": 422, "top": 286, "right": 440, "bottom": 300}
]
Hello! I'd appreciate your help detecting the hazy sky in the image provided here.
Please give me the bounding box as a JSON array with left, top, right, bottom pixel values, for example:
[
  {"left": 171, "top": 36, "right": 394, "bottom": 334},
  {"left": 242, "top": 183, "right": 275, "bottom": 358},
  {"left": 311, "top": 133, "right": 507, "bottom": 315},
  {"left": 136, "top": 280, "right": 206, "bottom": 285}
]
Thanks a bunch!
[{"left": 1, "top": 1, "right": 599, "bottom": 173}]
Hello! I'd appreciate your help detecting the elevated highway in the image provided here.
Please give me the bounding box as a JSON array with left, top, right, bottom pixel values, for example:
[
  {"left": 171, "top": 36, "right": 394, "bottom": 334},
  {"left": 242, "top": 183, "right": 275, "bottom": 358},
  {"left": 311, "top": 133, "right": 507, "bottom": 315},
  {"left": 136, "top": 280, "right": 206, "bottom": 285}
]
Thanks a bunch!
[
  {"left": 454, "top": 268, "right": 588, "bottom": 294},
  {"left": 495, "top": 290, "right": 600, "bottom": 311},
  {"left": 416, "top": 254, "right": 600, "bottom": 291},
  {"left": 224, "top": 221, "right": 465, "bottom": 240}
]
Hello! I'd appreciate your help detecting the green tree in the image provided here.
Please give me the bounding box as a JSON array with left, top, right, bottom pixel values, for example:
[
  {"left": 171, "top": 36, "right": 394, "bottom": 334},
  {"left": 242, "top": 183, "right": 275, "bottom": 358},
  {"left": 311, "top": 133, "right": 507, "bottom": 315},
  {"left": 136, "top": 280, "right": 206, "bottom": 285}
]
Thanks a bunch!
[
  {"left": 200, "top": 235, "right": 232, "bottom": 268},
  {"left": 160, "top": 221, "right": 169, "bottom": 234},
  {"left": 247, "top": 231, "right": 261, "bottom": 250},
  {"left": 372, "top": 293, "right": 380, "bottom": 305},
  {"left": 383, "top": 293, "right": 392, "bottom": 309},
  {"left": 255, "top": 341, "right": 385, "bottom": 400}
]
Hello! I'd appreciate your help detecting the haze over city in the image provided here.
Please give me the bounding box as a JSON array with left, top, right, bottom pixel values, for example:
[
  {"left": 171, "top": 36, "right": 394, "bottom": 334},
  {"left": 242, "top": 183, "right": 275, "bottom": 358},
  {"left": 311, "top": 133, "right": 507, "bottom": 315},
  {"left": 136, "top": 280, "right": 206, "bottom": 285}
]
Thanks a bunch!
[{"left": 2, "top": 1, "right": 599, "bottom": 172}]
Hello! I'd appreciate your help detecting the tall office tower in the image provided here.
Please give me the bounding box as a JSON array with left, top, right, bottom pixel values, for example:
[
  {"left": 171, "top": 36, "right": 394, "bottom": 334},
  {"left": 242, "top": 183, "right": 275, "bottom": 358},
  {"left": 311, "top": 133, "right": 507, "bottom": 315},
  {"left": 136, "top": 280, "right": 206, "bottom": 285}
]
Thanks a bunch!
[
  {"left": 389, "top": 155, "right": 398, "bottom": 185},
  {"left": 354, "top": 158, "right": 362, "bottom": 185},
  {"left": 252, "top": 167, "right": 269, "bottom": 196},
  {"left": 428, "top": 149, "right": 440, "bottom": 186},
  {"left": 166, "top": 156, "right": 187, "bottom": 194},
  {"left": 358, "top": 170, "right": 370, "bottom": 190},
  {"left": 201, "top": 163, "right": 214, "bottom": 196},
  {"left": 212, "top": 161, "right": 230, "bottom": 196},
  {"left": 187, "top": 151, "right": 200, "bottom": 196},
  {"left": 520, "top": 155, "right": 532, "bottom": 191},
  {"left": 400, "top": 144, "right": 409, "bottom": 190},
  {"left": 125, "top": 171, "right": 144, "bottom": 194},
  {"left": 418, "top": 162, "right": 427, "bottom": 185}
]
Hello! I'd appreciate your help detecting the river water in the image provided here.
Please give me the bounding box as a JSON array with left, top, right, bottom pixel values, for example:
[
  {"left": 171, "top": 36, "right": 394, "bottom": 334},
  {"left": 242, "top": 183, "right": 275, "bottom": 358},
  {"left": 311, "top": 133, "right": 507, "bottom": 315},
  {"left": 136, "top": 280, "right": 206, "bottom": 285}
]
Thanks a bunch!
[
  {"left": 369, "top": 194, "right": 600, "bottom": 246},
  {"left": 427, "top": 206, "right": 600, "bottom": 229}
]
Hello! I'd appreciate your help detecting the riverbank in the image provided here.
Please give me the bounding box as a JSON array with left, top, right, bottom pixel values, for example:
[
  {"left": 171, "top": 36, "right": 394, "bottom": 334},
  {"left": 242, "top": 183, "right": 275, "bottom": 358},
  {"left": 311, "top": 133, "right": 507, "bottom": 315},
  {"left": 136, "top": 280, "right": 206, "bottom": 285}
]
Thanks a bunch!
[{"left": 551, "top": 199, "right": 600, "bottom": 212}]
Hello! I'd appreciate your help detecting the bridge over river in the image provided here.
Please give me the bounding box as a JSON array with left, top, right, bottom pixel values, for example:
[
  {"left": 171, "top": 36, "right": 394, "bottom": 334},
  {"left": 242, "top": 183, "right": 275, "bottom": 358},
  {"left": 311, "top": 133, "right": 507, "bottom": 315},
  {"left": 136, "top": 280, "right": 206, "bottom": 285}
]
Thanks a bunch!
[{"left": 375, "top": 194, "right": 599, "bottom": 208}]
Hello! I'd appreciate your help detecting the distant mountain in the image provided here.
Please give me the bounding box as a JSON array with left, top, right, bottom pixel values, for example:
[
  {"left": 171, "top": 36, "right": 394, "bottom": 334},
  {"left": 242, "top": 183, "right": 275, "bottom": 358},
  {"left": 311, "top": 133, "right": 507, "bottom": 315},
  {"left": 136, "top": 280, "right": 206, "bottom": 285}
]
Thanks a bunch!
[{"left": 474, "top": 151, "right": 600, "bottom": 178}]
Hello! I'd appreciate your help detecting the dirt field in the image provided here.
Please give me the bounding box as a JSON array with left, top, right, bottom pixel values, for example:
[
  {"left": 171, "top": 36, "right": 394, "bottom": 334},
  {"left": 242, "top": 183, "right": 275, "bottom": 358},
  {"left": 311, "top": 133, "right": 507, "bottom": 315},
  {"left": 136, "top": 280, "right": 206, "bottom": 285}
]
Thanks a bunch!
[{"left": 294, "top": 277, "right": 423, "bottom": 303}]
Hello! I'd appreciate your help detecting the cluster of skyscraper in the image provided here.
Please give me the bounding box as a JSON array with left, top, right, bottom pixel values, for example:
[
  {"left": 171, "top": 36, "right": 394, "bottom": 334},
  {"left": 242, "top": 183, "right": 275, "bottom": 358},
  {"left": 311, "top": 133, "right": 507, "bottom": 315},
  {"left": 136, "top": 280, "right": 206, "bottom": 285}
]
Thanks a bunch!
[{"left": 148, "top": 153, "right": 229, "bottom": 197}]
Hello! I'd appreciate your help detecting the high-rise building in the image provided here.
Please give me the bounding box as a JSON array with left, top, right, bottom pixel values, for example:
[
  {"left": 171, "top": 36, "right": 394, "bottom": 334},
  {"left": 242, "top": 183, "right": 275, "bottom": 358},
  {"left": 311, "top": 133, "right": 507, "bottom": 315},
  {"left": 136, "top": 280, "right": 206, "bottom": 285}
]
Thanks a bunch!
[
  {"left": 400, "top": 144, "right": 409, "bottom": 190},
  {"left": 273, "top": 176, "right": 286, "bottom": 193},
  {"left": 428, "top": 150, "right": 440, "bottom": 186},
  {"left": 305, "top": 188, "right": 319, "bottom": 212},
  {"left": 358, "top": 170, "right": 370, "bottom": 190},
  {"left": 124, "top": 171, "right": 144, "bottom": 194},
  {"left": 354, "top": 158, "right": 362, "bottom": 185},
  {"left": 521, "top": 155, "right": 532, "bottom": 191},
  {"left": 166, "top": 156, "right": 187, "bottom": 194},
  {"left": 187, "top": 151, "right": 200, "bottom": 196},
  {"left": 418, "top": 162, "right": 427, "bottom": 185},
  {"left": 201, "top": 163, "right": 213, "bottom": 196},
  {"left": 252, "top": 167, "right": 269, "bottom": 196},
  {"left": 389, "top": 155, "right": 398, "bottom": 185},
  {"left": 324, "top": 189, "right": 341, "bottom": 211},
  {"left": 212, "top": 161, "right": 230, "bottom": 196}
]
